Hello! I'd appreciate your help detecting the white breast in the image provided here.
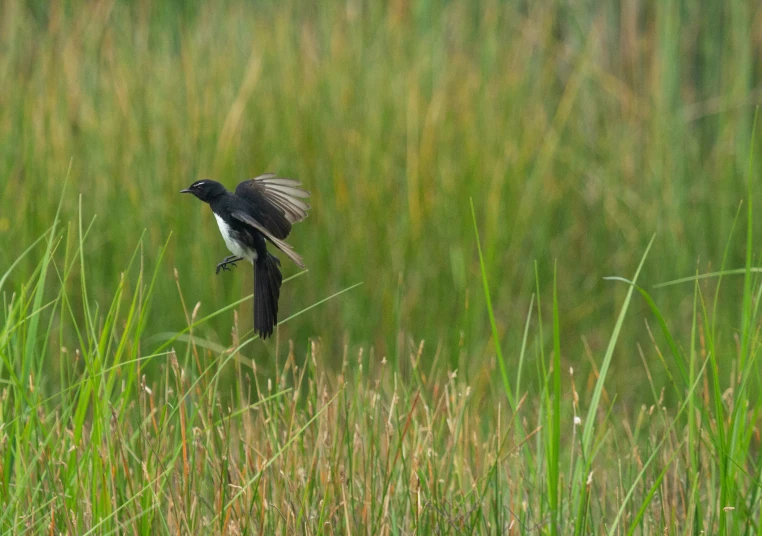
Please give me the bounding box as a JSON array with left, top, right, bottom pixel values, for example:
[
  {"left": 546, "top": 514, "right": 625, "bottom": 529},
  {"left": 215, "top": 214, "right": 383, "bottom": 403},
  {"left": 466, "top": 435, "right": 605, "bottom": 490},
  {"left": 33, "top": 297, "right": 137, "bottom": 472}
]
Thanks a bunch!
[{"left": 214, "top": 214, "right": 257, "bottom": 263}]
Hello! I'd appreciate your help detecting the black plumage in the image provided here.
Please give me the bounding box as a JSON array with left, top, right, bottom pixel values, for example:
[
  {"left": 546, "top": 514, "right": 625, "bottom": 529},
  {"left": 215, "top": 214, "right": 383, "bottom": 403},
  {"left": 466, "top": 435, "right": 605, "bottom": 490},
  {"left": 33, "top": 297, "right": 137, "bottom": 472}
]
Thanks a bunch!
[{"left": 181, "top": 174, "right": 310, "bottom": 339}]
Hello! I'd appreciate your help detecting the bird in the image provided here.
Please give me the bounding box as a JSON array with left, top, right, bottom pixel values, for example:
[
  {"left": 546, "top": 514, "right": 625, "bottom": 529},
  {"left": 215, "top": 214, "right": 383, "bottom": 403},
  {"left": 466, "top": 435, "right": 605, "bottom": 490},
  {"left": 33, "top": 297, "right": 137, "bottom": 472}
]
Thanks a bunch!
[{"left": 181, "top": 174, "right": 310, "bottom": 339}]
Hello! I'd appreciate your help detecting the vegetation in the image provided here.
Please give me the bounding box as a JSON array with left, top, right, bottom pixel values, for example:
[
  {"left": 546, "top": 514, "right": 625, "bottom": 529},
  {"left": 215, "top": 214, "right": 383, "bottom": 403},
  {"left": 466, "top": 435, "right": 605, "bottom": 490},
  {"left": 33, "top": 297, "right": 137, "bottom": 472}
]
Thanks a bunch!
[{"left": 1, "top": 0, "right": 762, "bottom": 533}]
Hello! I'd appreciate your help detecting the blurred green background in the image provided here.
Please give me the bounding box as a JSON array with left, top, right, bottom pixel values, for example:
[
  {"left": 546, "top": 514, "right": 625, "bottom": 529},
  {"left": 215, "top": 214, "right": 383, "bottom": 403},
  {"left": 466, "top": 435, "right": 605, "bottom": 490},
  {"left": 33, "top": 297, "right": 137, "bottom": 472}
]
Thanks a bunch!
[{"left": 1, "top": 0, "right": 761, "bottom": 397}]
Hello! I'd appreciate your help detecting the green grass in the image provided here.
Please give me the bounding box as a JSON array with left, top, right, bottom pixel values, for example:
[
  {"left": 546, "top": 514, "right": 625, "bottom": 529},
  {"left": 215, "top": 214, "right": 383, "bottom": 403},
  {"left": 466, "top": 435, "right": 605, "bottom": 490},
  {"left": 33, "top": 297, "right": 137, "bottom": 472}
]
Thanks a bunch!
[
  {"left": 3, "top": 172, "right": 762, "bottom": 532},
  {"left": 2, "top": 0, "right": 762, "bottom": 533},
  {"left": 1, "top": 0, "right": 760, "bottom": 385}
]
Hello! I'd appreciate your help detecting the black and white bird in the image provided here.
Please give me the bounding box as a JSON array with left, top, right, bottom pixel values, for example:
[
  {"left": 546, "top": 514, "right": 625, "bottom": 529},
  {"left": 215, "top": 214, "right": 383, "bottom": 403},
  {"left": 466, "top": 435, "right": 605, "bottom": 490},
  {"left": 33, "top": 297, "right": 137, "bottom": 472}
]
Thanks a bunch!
[{"left": 181, "top": 174, "right": 310, "bottom": 339}]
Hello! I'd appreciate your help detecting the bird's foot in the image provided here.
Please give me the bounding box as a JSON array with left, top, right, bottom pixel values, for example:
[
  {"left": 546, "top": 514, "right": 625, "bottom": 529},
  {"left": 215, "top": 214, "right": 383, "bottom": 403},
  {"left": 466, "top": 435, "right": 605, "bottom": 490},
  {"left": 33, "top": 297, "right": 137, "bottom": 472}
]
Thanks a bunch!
[{"left": 216, "top": 256, "right": 242, "bottom": 274}]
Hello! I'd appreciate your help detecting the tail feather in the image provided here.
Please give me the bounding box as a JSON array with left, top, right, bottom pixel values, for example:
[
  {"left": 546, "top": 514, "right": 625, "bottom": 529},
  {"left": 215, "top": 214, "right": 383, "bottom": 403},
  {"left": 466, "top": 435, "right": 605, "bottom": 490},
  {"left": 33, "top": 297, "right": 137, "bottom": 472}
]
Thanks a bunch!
[{"left": 254, "top": 253, "right": 282, "bottom": 339}]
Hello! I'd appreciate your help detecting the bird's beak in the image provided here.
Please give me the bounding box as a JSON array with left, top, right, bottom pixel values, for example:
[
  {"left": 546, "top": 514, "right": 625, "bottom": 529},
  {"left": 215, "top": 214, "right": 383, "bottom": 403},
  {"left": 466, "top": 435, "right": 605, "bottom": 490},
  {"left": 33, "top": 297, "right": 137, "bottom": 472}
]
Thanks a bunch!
[{"left": 180, "top": 188, "right": 192, "bottom": 194}]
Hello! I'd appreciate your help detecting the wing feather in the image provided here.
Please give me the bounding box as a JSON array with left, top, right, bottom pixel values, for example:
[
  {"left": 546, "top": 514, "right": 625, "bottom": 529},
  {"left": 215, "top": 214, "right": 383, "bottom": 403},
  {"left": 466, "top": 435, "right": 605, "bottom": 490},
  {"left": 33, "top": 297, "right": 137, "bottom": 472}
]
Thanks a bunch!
[
  {"left": 234, "top": 175, "right": 311, "bottom": 239},
  {"left": 231, "top": 210, "right": 306, "bottom": 269}
]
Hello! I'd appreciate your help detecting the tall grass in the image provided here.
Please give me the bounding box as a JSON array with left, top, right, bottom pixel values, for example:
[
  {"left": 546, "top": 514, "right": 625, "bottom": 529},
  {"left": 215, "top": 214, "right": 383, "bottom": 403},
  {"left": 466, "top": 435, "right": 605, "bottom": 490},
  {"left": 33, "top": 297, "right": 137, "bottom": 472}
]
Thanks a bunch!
[
  {"left": 2, "top": 0, "right": 762, "bottom": 532},
  {"left": 3, "top": 162, "right": 762, "bottom": 531},
  {"left": 1, "top": 1, "right": 761, "bottom": 393}
]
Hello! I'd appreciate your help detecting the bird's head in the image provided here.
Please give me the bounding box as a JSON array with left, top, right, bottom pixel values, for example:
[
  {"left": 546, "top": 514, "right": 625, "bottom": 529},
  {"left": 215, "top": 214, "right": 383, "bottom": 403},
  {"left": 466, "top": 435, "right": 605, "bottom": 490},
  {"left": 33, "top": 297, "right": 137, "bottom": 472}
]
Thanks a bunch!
[{"left": 180, "top": 180, "right": 226, "bottom": 203}]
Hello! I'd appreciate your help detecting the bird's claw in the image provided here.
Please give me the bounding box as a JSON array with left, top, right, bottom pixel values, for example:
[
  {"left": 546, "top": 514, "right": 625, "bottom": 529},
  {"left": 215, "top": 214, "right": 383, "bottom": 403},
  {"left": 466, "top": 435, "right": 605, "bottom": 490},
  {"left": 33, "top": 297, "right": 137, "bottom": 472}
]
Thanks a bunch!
[{"left": 215, "top": 258, "right": 239, "bottom": 274}]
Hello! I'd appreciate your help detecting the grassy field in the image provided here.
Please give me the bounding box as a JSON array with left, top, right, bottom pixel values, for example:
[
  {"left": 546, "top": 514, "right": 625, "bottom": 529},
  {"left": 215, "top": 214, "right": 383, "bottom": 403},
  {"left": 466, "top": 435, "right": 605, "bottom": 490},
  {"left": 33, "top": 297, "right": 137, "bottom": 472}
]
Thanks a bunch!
[{"left": 2, "top": 0, "right": 762, "bottom": 533}]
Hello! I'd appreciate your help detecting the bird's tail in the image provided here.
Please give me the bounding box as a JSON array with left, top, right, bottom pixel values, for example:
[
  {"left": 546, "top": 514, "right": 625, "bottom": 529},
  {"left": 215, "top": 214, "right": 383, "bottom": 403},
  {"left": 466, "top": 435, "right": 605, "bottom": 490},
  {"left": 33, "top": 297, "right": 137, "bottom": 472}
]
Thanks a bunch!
[{"left": 254, "top": 252, "right": 282, "bottom": 339}]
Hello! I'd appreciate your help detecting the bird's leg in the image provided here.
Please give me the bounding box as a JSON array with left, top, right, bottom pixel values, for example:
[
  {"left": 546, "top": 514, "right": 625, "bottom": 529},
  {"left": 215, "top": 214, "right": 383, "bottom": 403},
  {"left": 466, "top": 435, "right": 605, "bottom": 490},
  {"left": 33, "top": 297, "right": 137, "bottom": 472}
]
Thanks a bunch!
[{"left": 216, "top": 255, "right": 243, "bottom": 274}]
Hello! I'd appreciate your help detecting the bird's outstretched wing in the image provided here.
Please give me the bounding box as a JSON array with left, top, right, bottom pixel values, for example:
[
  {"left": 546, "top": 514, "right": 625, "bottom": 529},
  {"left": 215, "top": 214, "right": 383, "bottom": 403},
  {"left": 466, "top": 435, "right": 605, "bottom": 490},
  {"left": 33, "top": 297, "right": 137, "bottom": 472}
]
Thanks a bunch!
[
  {"left": 234, "top": 174, "right": 311, "bottom": 239},
  {"left": 231, "top": 210, "right": 306, "bottom": 269}
]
